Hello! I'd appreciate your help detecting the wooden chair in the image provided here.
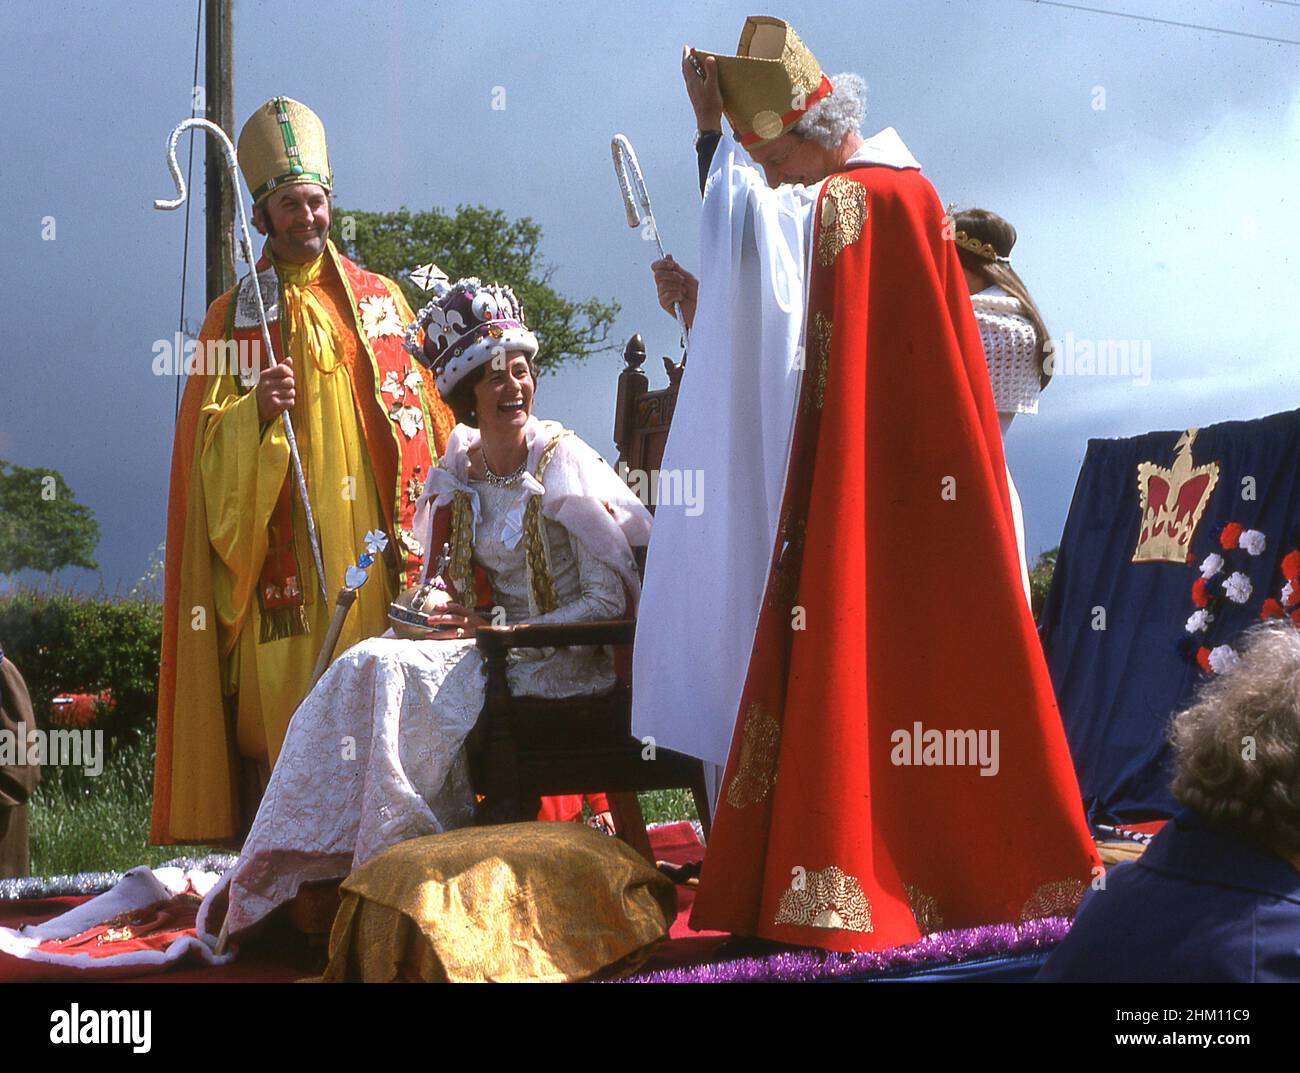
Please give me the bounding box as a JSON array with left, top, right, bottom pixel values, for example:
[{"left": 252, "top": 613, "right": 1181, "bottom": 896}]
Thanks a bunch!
[{"left": 466, "top": 334, "right": 710, "bottom": 861}]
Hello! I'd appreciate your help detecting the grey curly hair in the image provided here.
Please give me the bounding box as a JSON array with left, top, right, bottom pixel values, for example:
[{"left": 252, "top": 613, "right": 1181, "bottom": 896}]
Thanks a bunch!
[
  {"left": 1169, "top": 622, "right": 1300, "bottom": 854},
  {"left": 791, "top": 72, "right": 867, "bottom": 149}
]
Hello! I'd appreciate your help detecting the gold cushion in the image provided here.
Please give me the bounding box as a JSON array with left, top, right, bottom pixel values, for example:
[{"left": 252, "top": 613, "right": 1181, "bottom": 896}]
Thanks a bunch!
[{"left": 314, "top": 822, "right": 677, "bottom": 982}]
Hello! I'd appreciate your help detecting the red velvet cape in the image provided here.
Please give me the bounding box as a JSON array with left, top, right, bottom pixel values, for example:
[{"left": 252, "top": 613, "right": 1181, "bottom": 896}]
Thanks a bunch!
[{"left": 689, "top": 163, "right": 1100, "bottom": 952}]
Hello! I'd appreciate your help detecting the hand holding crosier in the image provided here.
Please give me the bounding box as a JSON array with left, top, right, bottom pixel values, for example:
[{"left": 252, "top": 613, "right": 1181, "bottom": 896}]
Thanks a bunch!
[
  {"left": 651, "top": 255, "right": 699, "bottom": 330},
  {"left": 256, "top": 356, "right": 295, "bottom": 423}
]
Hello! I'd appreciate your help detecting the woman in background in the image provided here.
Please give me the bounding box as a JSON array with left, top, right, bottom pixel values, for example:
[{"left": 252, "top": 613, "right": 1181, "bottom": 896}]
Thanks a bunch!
[{"left": 952, "top": 207, "right": 1053, "bottom": 604}]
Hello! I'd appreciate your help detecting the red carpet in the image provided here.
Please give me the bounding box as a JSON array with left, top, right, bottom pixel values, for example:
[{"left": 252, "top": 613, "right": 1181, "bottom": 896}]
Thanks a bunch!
[{"left": 0, "top": 822, "right": 723, "bottom": 982}]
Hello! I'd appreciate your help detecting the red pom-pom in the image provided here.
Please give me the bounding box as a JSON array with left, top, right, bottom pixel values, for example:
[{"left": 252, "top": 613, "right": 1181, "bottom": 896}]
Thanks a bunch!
[
  {"left": 1220, "top": 522, "right": 1244, "bottom": 550},
  {"left": 1196, "top": 646, "right": 1214, "bottom": 673},
  {"left": 1261, "top": 598, "right": 1285, "bottom": 620},
  {"left": 1290, "top": 609, "right": 1300, "bottom": 626},
  {"left": 1191, "top": 578, "right": 1209, "bottom": 608},
  {"left": 1283, "top": 550, "right": 1300, "bottom": 583}
]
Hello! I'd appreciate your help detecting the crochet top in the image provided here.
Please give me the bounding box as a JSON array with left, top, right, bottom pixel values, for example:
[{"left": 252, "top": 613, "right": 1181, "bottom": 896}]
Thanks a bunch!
[{"left": 971, "top": 285, "right": 1041, "bottom": 417}]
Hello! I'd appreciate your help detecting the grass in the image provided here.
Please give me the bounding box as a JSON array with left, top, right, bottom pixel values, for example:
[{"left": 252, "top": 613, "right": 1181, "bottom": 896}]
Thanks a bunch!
[
  {"left": 638, "top": 788, "right": 700, "bottom": 826},
  {"left": 24, "top": 731, "right": 696, "bottom": 879},
  {"left": 27, "top": 729, "right": 221, "bottom": 877}
]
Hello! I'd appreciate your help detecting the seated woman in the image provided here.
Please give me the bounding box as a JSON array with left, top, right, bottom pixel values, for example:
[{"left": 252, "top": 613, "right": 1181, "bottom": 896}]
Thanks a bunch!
[
  {"left": 1038, "top": 622, "right": 1300, "bottom": 982},
  {"left": 202, "top": 276, "right": 652, "bottom": 942}
]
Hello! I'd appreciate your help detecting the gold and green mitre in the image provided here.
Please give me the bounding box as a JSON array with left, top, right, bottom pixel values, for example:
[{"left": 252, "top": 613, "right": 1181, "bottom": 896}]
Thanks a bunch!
[
  {"left": 694, "top": 16, "right": 832, "bottom": 149},
  {"left": 236, "top": 96, "right": 333, "bottom": 205}
]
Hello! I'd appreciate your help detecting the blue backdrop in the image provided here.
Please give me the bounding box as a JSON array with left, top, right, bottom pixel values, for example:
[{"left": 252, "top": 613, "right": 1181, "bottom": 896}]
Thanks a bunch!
[{"left": 1039, "top": 408, "right": 1300, "bottom": 823}]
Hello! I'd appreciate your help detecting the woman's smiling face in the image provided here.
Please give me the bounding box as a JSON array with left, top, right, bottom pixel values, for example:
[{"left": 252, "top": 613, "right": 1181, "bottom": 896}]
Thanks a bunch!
[{"left": 472, "top": 349, "right": 535, "bottom": 433}]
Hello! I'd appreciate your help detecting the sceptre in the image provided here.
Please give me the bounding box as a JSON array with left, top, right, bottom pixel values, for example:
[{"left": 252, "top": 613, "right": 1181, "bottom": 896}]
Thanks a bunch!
[
  {"left": 155, "top": 118, "right": 329, "bottom": 600},
  {"left": 611, "top": 134, "right": 690, "bottom": 352}
]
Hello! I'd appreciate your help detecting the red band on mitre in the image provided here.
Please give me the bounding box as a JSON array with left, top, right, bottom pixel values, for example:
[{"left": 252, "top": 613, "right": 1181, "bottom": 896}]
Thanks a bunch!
[{"left": 737, "top": 75, "right": 834, "bottom": 147}]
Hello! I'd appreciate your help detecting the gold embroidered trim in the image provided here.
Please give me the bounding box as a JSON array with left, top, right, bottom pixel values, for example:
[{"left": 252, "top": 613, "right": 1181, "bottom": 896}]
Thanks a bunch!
[
  {"left": 905, "top": 884, "right": 944, "bottom": 936},
  {"left": 1019, "top": 879, "right": 1087, "bottom": 922},
  {"left": 802, "top": 311, "right": 832, "bottom": 411},
  {"left": 449, "top": 491, "right": 475, "bottom": 606},
  {"left": 767, "top": 511, "right": 806, "bottom": 609},
  {"left": 521, "top": 431, "right": 572, "bottom": 615},
  {"left": 816, "top": 176, "right": 867, "bottom": 267},
  {"left": 725, "top": 703, "right": 781, "bottom": 809},
  {"left": 774, "top": 865, "right": 873, "bottom": 933}
]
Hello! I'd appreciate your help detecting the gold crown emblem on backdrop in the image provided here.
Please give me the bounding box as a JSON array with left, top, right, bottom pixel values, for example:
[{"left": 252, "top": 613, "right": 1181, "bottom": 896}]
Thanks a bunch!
[{"left": 1132, "top": 429, "right": 1220, "bottom": 563}]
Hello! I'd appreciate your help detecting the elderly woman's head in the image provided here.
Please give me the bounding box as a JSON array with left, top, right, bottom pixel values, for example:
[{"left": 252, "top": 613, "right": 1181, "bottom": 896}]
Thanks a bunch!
[{"left": 1170, "top": 622, "right": 1300, "bottom": 857}]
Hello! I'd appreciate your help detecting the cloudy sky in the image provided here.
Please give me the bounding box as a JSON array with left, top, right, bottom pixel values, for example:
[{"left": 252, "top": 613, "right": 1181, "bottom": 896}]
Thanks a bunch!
[{"left": 1, "top": 0, "right": 1297, "bottom": 592}]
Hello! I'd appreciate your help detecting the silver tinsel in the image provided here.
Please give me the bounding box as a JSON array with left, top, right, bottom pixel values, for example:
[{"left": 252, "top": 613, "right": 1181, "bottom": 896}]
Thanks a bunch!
[{"left": 0, "top": 853, "right": 238, "bottom": 902}]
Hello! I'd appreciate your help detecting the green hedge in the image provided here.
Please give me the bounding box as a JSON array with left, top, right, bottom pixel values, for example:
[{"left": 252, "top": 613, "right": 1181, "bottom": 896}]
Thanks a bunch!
[{"left": 0, "top": 590, "right": 162, "bottom": 748}]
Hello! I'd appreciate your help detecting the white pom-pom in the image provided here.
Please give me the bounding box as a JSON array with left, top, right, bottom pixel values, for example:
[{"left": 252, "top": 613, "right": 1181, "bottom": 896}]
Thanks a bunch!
[
  {"left": 1283, "top": 581, "right": 1295, "bottom": 605},
  {"left": 1240, "top": 529, "right": 1266, "bottom": 556},
  {"left": 1199, "top": 553, "right": 1224, "bottom": 579},
  {"left": 1207, "top": 645, "right": 1241, "bottom": 675},
  {"left": 1224, "top": 572, "right": 1253, "bottom": 604},
  {"left": 1185, "top": 609, "right": 1212, "bottom": 633}
]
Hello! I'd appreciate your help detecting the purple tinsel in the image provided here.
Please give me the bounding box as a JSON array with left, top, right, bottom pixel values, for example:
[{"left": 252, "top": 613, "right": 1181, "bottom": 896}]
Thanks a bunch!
[{"left": 614, "top": 916, "right": 1073, "bottom": 984}]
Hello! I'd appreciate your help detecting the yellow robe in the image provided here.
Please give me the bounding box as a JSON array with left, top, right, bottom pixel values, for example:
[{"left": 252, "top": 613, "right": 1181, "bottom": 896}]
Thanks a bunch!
[
  {"left": 152, "top": 247, "right": 453, "bottom": 844},
  {"left": 200, "top": 252, "right": 400, "bottom": 765}
]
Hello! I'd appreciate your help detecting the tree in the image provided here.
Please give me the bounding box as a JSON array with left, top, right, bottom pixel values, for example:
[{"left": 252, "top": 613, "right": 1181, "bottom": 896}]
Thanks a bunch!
[
  {"left": 332, "top": 204, "right": 620, "bottom": 376},
  {"left": 1029, "top": 545, "right": 1059, "bottom": 621},
  {"left": 0, "top": 460, "right": 99, "bottom": 575}
]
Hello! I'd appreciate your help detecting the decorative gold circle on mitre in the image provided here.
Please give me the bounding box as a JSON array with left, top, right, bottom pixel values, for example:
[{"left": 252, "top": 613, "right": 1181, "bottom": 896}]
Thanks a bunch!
[{"left": 752, "top": 109, "right": 784, "bottom": 142}]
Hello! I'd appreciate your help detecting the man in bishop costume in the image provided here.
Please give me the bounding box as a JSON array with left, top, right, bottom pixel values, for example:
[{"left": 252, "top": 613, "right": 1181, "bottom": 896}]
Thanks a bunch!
[
  {"left": 152, "top": 97, "right": 455, "bottom": 846},
  {"left": 631, "top": 17, "right": 1100, "bottom": 952}
]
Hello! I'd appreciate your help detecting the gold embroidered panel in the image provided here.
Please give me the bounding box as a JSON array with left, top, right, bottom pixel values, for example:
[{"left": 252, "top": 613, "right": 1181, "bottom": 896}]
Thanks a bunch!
[
  {"left": 802, "top": 311, "right": 832, "bottom": 411},
  {"left": 774, "top": 865, "right": 873, "bottom": 933},
  {"left": 816, "top": 176, "right": 867, "bottom": 267},
  {"left": 521, "top": 431, "right": 572, "bottom": 615},
  {"left": 725, "top": 703, "right": 782, "bottom": 809},
  {"left": 905, "top": 884, "right": 944, "bottom": 936},
  {"left": 449, "top": 492, "right": 475, "bottom": 605},
  {"left": 1019, "top": 878, "right": 1086, "bottom": 922},
  {"left": 766, "top": 511, "right": 806, "bottom": 609}
]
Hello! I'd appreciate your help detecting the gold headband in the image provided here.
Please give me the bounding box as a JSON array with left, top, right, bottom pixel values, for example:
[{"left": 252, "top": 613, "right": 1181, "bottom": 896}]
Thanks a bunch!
[{"left": 954, "top": 229, "right": 1009, "bottom": 265}]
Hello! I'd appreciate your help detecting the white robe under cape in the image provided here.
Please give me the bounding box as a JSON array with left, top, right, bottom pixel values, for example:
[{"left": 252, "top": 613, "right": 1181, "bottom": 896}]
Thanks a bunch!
[{"left": 631, "top": 130, "right": 921, "bottom": 775}]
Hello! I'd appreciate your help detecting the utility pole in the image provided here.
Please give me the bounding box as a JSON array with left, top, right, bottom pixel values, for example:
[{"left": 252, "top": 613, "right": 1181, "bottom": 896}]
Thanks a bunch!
[{"left": 205, "top": 0, "right": 234, "bottom": 304}]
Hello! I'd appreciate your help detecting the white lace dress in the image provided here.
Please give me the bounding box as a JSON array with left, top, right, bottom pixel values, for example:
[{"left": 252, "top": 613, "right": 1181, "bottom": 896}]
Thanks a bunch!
[
  {"left": 971, "top": 284, "right": 1040, "bottom": 603},
  {"left": 204, "top": 479, "right": 628, "bottom": 940}
]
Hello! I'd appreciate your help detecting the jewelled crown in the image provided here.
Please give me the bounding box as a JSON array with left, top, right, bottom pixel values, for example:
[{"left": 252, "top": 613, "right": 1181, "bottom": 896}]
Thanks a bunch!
[{"left": 402, "top": 268, "right": 538, "bottom": 395}]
